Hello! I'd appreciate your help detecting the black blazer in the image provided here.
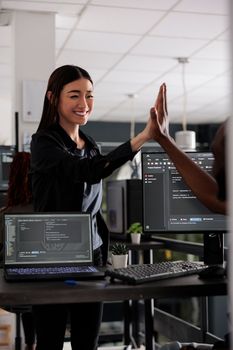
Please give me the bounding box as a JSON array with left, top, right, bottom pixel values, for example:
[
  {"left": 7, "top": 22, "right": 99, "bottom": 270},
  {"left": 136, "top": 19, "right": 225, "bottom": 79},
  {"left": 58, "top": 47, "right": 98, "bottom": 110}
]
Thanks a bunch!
[{"left": 30, "top": 123, "right": 137, "bottom": 265}]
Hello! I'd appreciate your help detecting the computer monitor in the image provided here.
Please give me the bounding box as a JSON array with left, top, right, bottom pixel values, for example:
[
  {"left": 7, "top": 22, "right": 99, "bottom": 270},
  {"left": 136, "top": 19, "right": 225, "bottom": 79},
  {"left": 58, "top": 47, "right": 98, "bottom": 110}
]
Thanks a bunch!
[
  {"left": 0, "top": 146, "right": 15, "bottom": 191},
  {"left": 141, "top": 151, "right": 227, "bottom": 234},
  {"left": 142, "top": 151, "right": 227, "bottom": 265},
  {"left": 4, "top": 212, "right": 93, "bottom": 264}
]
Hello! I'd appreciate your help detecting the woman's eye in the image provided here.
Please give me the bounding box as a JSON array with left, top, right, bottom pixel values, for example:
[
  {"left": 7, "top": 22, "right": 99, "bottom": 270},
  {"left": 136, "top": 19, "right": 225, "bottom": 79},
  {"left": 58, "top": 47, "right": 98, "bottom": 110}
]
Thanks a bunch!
[
  {"left": 70, "top": 95, "right": 79, "bottom": 99},
  {"left": 87, "top": 94, "right": 94, "bottom": 99}
]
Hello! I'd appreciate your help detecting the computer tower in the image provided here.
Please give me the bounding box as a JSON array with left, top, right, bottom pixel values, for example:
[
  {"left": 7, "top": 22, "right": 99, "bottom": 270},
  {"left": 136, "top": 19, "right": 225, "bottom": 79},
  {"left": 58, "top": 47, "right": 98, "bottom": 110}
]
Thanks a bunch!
[{"left": 106, "top": 179, "right": 142, "bottom": 240}]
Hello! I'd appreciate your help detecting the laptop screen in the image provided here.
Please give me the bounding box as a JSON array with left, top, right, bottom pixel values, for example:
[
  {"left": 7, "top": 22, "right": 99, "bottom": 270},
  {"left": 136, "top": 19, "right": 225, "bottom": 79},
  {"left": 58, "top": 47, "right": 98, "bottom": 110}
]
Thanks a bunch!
[{"left": 4, "top": 212, "right": 93, "bottom": 266}]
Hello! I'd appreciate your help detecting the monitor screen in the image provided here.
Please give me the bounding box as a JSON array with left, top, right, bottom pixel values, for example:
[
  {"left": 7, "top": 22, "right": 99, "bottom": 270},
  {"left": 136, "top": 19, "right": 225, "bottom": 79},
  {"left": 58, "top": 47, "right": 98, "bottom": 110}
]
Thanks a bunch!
[
  {"left": 4, "top": 212, "right": 93, "bottom": 265},
  {"left": 0, "top": 146, "right": 15, "bottom": 191},
  {"left": 142, "top": 151, "right": 227, "bottom": 234}
]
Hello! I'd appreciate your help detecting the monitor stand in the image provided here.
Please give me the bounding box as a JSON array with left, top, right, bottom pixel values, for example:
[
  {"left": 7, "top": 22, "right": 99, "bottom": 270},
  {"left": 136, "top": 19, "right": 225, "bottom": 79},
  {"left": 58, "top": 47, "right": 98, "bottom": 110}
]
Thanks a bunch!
[
  {"left": 199, "top": 233, "right": 226, "bottom": 279},
  {"left": 203, "top": 232, "right": 224, "bottom": 266}
]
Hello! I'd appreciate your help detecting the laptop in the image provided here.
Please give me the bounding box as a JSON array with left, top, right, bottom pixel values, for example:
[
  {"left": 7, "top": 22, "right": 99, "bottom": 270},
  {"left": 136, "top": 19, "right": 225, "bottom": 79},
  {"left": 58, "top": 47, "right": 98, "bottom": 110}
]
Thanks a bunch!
[{"left": 3, "top": 212, "right": 106, "bottom": 281}]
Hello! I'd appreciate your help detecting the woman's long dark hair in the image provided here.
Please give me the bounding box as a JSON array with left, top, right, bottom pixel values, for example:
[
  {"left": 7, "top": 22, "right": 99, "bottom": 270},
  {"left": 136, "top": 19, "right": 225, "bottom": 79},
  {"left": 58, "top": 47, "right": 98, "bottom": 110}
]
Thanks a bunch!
[
  {"left": 7, "top": 152, "right": 32, "bottom": 207},
  {"left": 37, "top": 65, "right": 93, "bottom": 131}
]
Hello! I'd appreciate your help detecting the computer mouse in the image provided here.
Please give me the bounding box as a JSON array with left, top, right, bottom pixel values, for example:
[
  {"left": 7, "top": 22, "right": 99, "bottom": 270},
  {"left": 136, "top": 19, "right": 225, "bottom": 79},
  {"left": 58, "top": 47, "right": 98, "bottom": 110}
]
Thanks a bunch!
[{"left": 198, "top": 265, "right": 226, "bottom": 279}]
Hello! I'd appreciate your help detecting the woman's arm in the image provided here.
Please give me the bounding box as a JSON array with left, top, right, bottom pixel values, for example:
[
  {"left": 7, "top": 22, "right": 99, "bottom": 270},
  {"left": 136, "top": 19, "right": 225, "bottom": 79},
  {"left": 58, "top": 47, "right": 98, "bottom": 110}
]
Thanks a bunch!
[{"left": 151, "top": 84, "right": 226, "bottom": 215}]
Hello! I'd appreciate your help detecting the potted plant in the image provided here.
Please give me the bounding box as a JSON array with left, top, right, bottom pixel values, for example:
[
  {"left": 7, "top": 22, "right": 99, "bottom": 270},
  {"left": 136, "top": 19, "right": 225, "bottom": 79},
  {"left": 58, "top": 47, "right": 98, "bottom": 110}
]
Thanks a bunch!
[
  {"left": 127, "top": 222, "right": 143, "bottom": 244},
  {"left": 111, "top": 242, "right": 129, "bottom": 268}
]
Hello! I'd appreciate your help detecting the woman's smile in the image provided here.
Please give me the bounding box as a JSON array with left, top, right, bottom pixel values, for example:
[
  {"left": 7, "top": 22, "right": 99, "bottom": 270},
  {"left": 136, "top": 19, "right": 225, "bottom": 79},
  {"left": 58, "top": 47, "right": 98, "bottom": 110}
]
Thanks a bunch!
[{"left": 74, "top": 110, "right": 89, "bottom": 117}]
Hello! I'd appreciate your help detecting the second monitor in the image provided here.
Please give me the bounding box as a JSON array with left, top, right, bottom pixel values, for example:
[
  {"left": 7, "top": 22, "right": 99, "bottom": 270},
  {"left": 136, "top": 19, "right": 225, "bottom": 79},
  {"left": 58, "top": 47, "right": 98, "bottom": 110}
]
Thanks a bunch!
[{"left": 142, "top": 151, "right": 227, "bottom": 234}]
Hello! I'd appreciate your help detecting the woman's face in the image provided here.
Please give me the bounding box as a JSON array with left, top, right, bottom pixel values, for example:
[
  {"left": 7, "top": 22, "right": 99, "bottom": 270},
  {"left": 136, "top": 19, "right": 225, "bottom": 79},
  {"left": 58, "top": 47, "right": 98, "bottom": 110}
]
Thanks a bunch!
[{"left": 57, "top": 78, "right": 94, "bottom": 127}]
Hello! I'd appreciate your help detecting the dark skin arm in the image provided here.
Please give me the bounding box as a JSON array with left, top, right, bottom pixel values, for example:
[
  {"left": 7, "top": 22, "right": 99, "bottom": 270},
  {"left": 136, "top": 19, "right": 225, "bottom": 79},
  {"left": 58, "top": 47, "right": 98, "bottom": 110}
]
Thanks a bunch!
[{"left": 151, "top": 83, "right": 226, "bottom": 215}]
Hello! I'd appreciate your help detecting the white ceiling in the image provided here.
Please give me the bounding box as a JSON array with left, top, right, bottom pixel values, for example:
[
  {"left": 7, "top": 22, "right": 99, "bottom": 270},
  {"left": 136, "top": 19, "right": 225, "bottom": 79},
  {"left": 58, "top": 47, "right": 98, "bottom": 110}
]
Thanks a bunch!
[{"left": 0, "top": 0, "right": 231, "bottom": 125}]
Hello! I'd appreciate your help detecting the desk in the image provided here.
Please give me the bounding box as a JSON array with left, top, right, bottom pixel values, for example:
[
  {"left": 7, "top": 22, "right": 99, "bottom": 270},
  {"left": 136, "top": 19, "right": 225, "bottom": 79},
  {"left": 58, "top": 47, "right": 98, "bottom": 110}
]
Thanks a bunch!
[{"left": 0, "top": 270, "right": 227, "bottom": 350}]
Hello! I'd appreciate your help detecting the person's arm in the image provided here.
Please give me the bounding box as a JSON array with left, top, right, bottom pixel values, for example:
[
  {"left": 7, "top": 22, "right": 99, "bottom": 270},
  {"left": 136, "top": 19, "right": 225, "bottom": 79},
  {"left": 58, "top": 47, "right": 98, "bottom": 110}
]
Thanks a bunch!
[
  {"left": 157, "top": 134, "right": 225, "bottom": 214},
  {"left": 130, "top": 130, "right": 151, "bottom": 152},
  {"left": 151, "top": 84, "right": 226, "bottom": 215}
]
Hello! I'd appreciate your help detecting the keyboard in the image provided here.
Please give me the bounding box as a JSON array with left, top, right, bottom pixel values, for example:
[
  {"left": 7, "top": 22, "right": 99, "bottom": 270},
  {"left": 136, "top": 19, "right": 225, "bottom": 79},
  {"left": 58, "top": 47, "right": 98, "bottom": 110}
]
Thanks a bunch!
[
  {"left": 105, "top": 260, "right": 208, "bottom": 284},
  {"left": 6, "top": 265, "right": 98, "bottom": 275},
  {"left": 4, "top": 265, "right": 105, "bottom": 281}
]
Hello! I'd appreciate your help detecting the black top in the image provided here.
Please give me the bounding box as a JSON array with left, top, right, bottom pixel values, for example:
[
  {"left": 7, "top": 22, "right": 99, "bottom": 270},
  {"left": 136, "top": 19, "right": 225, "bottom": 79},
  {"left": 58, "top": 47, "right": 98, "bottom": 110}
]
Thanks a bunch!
[{"left": 30, "top": 123, "right": 137, "bottom": 263}]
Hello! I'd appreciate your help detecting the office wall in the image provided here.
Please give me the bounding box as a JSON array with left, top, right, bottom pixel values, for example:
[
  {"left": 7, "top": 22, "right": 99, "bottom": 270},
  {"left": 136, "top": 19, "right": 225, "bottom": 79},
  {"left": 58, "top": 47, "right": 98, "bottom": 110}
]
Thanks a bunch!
[
  {"left": 81, "top": 121, "right": 221, "bottom": 148},
  {"left": 0, "top": 113, "right": 221, "bottom": 150}
]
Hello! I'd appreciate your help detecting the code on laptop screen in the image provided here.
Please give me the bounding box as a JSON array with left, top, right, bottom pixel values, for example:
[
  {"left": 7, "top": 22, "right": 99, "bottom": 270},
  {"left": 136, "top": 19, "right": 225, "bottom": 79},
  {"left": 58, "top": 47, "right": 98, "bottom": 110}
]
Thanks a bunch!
[{"left": 4, "top": 213, "right": 93, "bottom": 265}]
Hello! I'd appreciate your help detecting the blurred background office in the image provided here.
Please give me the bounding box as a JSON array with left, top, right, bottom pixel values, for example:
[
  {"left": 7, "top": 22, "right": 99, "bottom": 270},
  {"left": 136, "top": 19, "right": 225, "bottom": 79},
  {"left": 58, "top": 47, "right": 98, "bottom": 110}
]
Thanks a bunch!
[{"left": 0, "top": 1, "right": 231, "bottom": 349}]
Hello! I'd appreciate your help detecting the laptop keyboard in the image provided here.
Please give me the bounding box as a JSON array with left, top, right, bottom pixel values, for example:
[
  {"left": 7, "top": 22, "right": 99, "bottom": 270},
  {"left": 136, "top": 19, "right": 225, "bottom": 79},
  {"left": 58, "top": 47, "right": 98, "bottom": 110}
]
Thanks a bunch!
[
  {"left": 7, "top": 265, "right": 98, "bottom": 276},
  {"left": 105, "top": 261, "right": 208, "bottom": 284}
]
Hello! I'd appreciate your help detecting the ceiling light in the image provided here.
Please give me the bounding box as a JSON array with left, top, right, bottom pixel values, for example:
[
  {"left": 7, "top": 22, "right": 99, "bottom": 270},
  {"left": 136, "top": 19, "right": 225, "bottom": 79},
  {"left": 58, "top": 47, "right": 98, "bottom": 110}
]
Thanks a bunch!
[
  {"left": 127, "top": 93, "right": 138, "bottom": 139},
  {"left": 175, "top": 57, "right": 196, "bottom": 151}
]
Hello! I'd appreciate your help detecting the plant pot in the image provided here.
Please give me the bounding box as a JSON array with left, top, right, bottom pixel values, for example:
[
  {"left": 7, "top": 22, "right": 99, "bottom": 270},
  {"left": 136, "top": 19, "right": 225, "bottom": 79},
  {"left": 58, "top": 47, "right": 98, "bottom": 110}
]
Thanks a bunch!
[
  {"left": 112, "top": 254, "right": 128, "bottom": 269},
  {"left": 131, "top": 233, "right": 141, "bottom": 244}
]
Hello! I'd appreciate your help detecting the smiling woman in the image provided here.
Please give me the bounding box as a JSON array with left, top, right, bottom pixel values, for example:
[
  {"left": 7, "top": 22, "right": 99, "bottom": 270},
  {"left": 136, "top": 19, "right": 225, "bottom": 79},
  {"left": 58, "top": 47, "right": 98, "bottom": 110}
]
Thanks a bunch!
[{"left": 29, "top": 64, "right": 167, "bottom": 350}]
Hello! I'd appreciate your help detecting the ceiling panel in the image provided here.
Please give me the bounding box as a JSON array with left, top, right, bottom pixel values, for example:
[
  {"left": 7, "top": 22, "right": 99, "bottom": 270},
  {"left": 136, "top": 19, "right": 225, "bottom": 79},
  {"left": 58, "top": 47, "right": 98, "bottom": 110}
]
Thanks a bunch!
[
  {"left": 192, "top": 41, "right": 230, "bottom": 60},
  {"left": 102, "top": 70, "right": 161, "bottom": 85},
  {"left": 56, "top": 28, "right": 70, "bottom": 49},
  {"left": 185, "top": 58, "right": 230, "bottom": 75},
  {"left": 150, "top": 12, "right": 227, "bottom": 38},
  {"left": 95, "top": 83, "right": 144, "bottom": 99},
  {"left": 1, "top": 0, "right": 85, "bottom": 13},
  {"left": 66, "top": 30, "right": 141, "bottom": 53},
  {"left": 94, "top": 81, "right": 143, "bottom": 94},
  {"left": 78, "top": 6, "right": 165, "bottom": 35},
  {"left": 131, "top": 36, "right": 209, "bottom": 57},
  {"left": 56, "top": 14, "right": 77, "bottom": 29},
  {"left": 175, "top": 0, "right": 229, "bottom": 15},
  {"left": 56, "top": 50, "right": 121, "bottom": 70},
  {"left": 218, "top": 30, "right": 230, "bottom": 40},
  {"left": 91, "top": 0, "right": 178, "bottom": 10},
  {"left": 115, "top": 56, "right": 177, "bottom": 73},
  {"left": 85, "top": 69, "right": 109, "bottom": 82}
]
